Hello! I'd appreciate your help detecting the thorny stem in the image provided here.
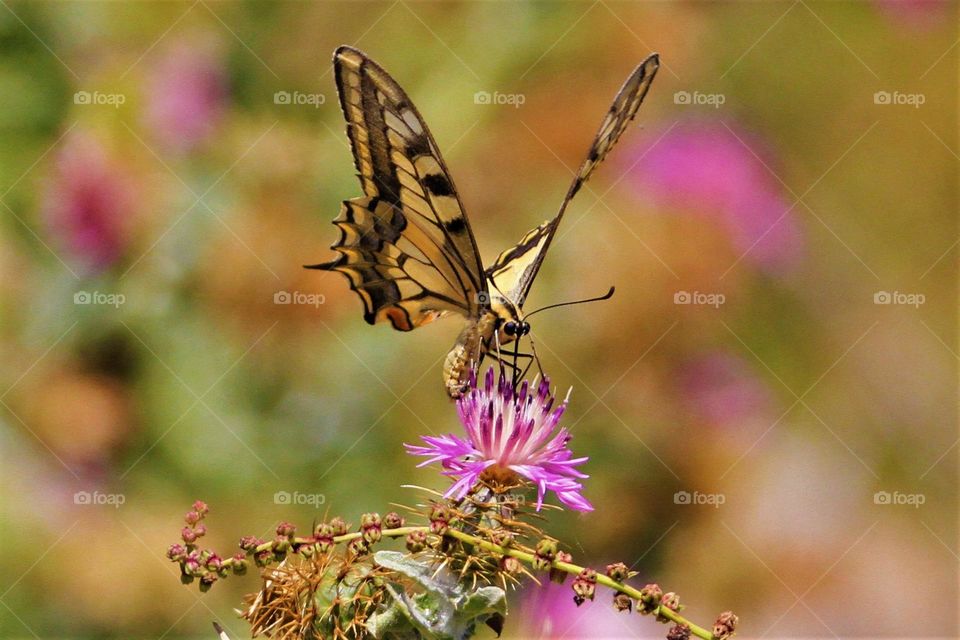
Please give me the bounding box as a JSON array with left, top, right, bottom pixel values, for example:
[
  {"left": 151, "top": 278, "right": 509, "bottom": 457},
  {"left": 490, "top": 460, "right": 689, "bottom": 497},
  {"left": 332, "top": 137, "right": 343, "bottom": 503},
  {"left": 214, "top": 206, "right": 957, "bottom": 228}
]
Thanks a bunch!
[{"left": 253, "top": 526, "right": 714, "bottom": 640}]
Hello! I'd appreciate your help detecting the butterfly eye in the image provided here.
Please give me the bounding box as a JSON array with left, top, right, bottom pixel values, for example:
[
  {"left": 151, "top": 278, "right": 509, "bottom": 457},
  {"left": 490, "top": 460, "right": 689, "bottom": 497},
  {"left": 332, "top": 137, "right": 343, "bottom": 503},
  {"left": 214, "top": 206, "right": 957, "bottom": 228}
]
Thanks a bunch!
[
  {"left": 520, "top": 322, "right": 531, "bottom": 336},
  {"left": 503, "top": 321, "right": 517, "bottom": 337}
]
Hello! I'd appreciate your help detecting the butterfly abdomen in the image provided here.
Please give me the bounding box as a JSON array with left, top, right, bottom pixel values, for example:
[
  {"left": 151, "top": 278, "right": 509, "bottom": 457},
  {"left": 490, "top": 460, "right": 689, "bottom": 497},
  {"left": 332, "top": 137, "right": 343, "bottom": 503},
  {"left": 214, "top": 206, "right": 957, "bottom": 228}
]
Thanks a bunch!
[{"left": 443, "top": 313, "right": 499, "bottom": 398}]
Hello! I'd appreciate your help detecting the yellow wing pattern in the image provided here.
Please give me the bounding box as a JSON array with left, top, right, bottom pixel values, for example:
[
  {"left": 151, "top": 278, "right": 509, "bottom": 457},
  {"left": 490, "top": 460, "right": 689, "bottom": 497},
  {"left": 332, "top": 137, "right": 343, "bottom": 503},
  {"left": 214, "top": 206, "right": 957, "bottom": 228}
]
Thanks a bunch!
[{"left": 308, "top": 46, "right": 488, "bottom": 331}]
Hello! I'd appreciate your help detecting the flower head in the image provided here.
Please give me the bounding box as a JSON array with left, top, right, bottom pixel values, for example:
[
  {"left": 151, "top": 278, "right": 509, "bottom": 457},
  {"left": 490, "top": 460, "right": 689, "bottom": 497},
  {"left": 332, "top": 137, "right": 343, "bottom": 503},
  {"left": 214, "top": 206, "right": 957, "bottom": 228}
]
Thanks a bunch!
[{"left": 405, "top": 367, "right": 592, "bottom": 511}]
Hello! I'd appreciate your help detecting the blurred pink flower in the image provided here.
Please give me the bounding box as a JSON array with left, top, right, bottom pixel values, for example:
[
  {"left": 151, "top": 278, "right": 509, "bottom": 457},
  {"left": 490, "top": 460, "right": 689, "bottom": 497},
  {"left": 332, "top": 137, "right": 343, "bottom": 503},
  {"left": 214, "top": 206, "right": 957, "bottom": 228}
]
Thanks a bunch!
[
  {"left": 872, "top": 0, "right": 950, "bottom": 29},
  {"left": 628, "top": 121, "right": 802, "bottom": 274},
  {"left": 144, "top": 37, "right": 227, "bottom": 153},
  {"left": 43, "top": 132, "right": 134, "bottom": 273},
  {"left": 515, "top": 582, "right": 644, "bottom": 639},
  {"left": 678, "top": 351, "right": 771, "bottom": 429}
]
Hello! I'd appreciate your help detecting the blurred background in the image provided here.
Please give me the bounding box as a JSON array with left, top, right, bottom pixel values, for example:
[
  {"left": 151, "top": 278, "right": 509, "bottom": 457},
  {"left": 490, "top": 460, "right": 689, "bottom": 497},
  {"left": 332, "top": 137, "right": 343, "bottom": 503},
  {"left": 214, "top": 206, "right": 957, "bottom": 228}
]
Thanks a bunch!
[{"left": 0, "top": 1, "right": 956, "bottom": 638}]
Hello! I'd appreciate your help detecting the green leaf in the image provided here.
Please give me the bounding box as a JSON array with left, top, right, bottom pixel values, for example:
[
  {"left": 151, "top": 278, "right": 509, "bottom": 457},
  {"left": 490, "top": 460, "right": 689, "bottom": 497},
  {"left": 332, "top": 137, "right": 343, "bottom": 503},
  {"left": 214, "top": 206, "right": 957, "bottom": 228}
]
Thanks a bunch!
[{"left": 367, "top": 552, "right": 508, "bottom": 640}]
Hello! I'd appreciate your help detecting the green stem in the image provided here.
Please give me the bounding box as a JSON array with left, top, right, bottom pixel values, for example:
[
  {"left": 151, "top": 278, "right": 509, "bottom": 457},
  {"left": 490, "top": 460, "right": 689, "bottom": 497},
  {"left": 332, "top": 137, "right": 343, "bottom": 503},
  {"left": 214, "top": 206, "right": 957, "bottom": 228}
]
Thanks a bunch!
[{"left": 256, "top": 526, "right": 714, "bottom": 639}]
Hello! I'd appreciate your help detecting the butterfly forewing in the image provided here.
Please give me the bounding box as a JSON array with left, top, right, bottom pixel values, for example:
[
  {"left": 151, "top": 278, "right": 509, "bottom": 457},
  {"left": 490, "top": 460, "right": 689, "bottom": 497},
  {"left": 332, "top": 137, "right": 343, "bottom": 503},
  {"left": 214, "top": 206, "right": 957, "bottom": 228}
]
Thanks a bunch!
[{"left": 309, "top": 46, "right": 489, "bottom": 331}]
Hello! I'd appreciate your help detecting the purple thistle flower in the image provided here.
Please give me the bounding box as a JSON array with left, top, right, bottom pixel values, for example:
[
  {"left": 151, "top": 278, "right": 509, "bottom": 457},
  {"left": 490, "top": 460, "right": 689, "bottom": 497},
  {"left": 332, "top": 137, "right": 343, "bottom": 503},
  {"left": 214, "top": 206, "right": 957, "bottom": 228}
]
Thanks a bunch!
[{"left": 405, "top": 367, "right": 593, "bottom": 512}]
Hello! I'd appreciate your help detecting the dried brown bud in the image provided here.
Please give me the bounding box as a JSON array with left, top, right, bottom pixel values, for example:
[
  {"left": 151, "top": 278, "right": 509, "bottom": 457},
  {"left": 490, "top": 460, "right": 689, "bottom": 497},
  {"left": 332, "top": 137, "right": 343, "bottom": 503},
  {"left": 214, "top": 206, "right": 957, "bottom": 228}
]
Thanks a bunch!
[
  {"left": 712, "top": 611, "right": 738, "bottom": 639},
  {"left": 329, "top": 516, "right": 349, "bottom": 536},
  {"left": 500, "top": 555, "right": 521, "bottom": 574},
  {"left": 572, "top": 568, "right": 597, "bottom": 603},
  {"left": 613, "top": 593, "right": 633, "bottom": 612},
  {"left": 361, "top": 513, "right": 383, "bottom": 544},
  {"left": 533, "top": 538, "right": 558, "bottom": 571},
  {"left": 550, "top": 551, "right": 573, "bottom": 583},
  {"left": 638, "top": 583, "right": 663, "bottom": 615},
  {"left": 429, "top": 505, "right": 451, "bottom": 535},
  {"left": 198, "top": 572, "right": 217, "bottom": 592},
  {"left": 406, "top": 529, "right": 427, "bottom": 552},
  {"left": 666, "top": 623, "right": 691, "bottom": 640},
  {"left": 313, "top": 523, "right": 335, "bottom": 552},
  {"left": 383, "top": 512, "right": 405, "bottom": 529},
  {"left": 605, "top": 561, "right": 629, "bottom": 582},
  {"left": 657, "top": 592, "right": 681, "bottom": 623},
  {"left": 348, "top": 537, "right": 369, "bottom": 556},
  {"left": 238, "top": 535, "right": 262, "bottom": 553}
]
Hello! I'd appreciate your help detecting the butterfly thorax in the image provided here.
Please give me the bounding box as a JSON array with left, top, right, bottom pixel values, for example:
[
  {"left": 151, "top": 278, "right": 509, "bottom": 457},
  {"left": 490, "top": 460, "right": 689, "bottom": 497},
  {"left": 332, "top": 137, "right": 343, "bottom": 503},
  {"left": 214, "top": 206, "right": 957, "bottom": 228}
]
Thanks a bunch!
[{"left": 443, "top": 304, "right": 521, "bottom": 398}]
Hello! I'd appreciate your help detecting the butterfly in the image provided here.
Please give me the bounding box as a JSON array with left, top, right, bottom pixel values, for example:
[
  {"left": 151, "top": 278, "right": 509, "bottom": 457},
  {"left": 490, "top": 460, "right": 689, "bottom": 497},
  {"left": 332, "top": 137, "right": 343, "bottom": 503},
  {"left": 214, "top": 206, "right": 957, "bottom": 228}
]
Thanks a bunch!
[{"left": 308, "top": 46, "right": 659, "bottom": 398}]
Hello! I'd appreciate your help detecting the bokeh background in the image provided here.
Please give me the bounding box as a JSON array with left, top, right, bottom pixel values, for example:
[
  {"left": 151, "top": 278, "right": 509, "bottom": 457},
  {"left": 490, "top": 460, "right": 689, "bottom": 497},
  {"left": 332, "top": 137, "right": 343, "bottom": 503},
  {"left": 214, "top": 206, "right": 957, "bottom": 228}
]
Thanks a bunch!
[{"left": 0, "top": 1, "right": 957, "bottom": 638}]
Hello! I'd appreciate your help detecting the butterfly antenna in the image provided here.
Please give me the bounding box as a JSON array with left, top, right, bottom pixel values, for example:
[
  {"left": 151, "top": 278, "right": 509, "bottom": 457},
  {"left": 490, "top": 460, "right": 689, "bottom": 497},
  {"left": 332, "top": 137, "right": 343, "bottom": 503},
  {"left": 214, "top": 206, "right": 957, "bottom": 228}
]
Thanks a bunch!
[{"left": 523, "top": 286, "right": 615, "bottom": 319}]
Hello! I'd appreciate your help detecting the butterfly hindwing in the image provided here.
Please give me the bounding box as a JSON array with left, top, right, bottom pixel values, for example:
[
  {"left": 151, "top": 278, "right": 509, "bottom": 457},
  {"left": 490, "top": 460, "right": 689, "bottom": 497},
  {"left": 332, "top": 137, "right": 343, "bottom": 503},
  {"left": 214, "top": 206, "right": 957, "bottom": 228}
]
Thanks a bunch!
[
  {"left": 484, "top": 221, "right": 552, "bottom": 308},
  {"left": 487, "top": 54, "right": 660, "bottom": 309},
  {"left": 312, "top": 196, "right": 474, "bottom": 330},
  {"left": 568, "top": 53, "right": 660, "bottom": 200},
  {"left": 312, "top": 45, "right": 487, "bottom": 327}
]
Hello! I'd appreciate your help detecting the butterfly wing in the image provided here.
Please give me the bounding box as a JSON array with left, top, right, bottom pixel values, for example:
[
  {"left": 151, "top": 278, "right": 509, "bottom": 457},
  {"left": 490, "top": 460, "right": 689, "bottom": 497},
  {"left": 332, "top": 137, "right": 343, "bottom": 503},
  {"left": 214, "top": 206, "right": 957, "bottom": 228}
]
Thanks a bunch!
[
  {"left": 308, "top": 46, "right": 487, "bottom": 331},
  {"left": 486, "top": 53, "right": 660, "bottom": 307}
]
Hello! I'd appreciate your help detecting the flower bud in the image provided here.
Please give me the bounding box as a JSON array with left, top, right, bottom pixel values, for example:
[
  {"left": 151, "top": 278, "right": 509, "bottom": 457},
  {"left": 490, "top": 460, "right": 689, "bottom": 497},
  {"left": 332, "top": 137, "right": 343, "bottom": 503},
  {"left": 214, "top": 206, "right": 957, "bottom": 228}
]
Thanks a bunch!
[
  {"left": 488, "top": 530, "right": 514, "bottom": 547},
  {"left": 666, "top": 624, "right": 691, "bottom": 640},
  {"left": 712, "top": 611, "right": 738, "bottom": 639},
  {"left": 167, "top": 543, "right": 187, "bottom": 562},
  {"left": 193, "top": 523, "right": 207, "bottom": 538},
  {"left": 572, "top": 568, "right": 597, "bottom": 605},
  {"left": 198, "top": 572, "right": 217, "bottom": 592},
  {"left": 329, "top": 516, "right": 349, "bottom": 536},
  {"left": 192, "top": 500, "right": 209, "bottom": 516},
  {"left": 656, "top": 592, "right": 681, "bottom": 623},
  {"left": 661, "top": 592, "right": 680, "bottom": 611},
  {"left": 272, "top": 536, "right": 290, "bottom": 561},
  {"left": 605, "top": 562, "right": 629, "bottom": 583},
  {"left": 550, "top": 551, "right": 572, "bottom": 584},
  {"left": 183, "top": 556, "right": 202, "bottom": 576},
  {"left": 314, "top": 523, "right": 335, "bottom": 553},
  {"left": 239, "top": 535, "right": 262, "bottom": 553},
  {"left": 348, "top": 537, "right": 369, "bottom": 556},
  {"left": 361, "top": 513, "right": 382, "bottom": 544},
  {"left": 254, "top": 550, "right": 272, "bottom": 567},
  {"left": 205, "top": 553, "right": 222, "bottom": 572},
  {"left": 613, "top": 593, "right": 632, "bottom": 613},
  {"left": 276, "top": 521, "right": 296, "bottom": 539},
  {"left": 406, "top": 530, "right": 427, "bottom": 552},
  {"left": 500, "top": 555, "right": 522, "bottom": 574},
  {"left": 638, "top": 583, "right": 663, "bottom": 615},
  {"left": 533, "top": 538, "right": 558, "bottom": 571},
  {"left": 383, "top": 512, "right": 405, "bottom": 529},
  {"left": 429, "top": 505, "right": 451, "bottom": 535},
  {"left": 231, "top": 553, "right": 248, "bottom": 575},
  {"left": 181, "top": 527, "right": 197, "bottom": 544},
  {"left": 184, "top": 511, "right": 201, "bottom": 525}
]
